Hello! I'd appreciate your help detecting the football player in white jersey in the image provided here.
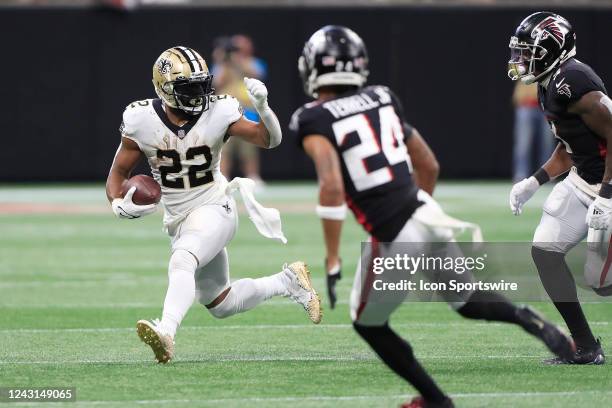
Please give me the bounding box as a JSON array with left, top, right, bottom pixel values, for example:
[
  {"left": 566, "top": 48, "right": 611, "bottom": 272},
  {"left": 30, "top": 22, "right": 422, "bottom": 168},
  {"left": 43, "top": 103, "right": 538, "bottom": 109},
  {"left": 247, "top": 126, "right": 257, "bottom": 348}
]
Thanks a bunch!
[{"left": 105, "top": 46, "right": 321, "bottom": 363}]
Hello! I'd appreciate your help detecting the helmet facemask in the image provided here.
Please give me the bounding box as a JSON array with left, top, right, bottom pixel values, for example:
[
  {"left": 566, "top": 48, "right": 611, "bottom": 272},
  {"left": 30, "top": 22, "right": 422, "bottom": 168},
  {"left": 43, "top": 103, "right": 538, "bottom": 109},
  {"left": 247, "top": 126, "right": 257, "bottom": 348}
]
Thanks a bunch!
[
  {"left": 168, "top": 75, "right": 214, "bottom": 116},
  {"left": 507, "top": 36, "right": 548, "bottom": 84}
]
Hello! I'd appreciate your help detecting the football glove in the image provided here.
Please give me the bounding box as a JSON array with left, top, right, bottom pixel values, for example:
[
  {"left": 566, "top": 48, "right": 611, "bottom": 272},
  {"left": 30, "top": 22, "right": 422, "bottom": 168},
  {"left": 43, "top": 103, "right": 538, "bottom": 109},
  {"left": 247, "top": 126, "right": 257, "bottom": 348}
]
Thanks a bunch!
[
  {"left": 244, "top": 77, "right": 269, "bottom": 111},
  {"left": 326, "top": 258, "right": 342, "bottom": 310},
  {"left": 111, "top": 186, "right": 157, "bottom": 219},
  {"left": 509, "top": 176, "right": 540, "bottom": 215},
  {"left": 586, "top": 196, "right": 612, "bottom": 230}
]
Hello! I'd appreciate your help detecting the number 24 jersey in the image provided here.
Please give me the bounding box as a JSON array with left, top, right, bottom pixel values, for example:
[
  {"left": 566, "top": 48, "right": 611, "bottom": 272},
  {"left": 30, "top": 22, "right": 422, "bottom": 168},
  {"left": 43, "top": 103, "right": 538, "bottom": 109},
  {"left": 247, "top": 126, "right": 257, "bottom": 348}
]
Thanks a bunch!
[
  {"left": 120, "top": 95, "right": 242, "bottom": 234},
  {"left": 290, "top": 85, "right": 423, "bottom": 242}
]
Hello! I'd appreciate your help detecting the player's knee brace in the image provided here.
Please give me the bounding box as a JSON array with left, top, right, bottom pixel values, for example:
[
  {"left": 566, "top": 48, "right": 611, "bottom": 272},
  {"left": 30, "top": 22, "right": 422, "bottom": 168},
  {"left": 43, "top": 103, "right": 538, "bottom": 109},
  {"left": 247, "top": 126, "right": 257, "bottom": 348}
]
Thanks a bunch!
[{"left": 169, "top": 249, "right": 198, "bottom": 276}]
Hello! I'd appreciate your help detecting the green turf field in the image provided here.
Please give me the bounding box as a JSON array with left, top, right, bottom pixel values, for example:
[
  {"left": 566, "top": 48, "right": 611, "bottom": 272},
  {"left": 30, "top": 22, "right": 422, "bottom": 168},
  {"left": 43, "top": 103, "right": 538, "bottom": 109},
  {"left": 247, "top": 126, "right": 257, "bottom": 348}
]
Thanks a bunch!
[{"left": 1, "top": 182, "right": 610, "bottom": 407}]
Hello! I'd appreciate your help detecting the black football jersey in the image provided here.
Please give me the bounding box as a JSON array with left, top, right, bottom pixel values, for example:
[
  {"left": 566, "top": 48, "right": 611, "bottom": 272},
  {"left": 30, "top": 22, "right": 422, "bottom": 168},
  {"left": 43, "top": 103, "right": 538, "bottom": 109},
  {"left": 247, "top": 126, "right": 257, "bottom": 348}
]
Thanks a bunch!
[
  {"left": 538, "top": 58, "right": 609, "bottom": 184},
  {"left": 290, "top": 85, "right": 423, "bottom": 242}
]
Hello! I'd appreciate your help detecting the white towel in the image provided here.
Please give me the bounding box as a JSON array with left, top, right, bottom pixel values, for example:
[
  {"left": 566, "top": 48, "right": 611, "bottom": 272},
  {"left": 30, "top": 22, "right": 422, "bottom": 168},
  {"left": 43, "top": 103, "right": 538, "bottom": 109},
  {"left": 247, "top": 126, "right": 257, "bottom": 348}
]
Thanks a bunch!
[{"left": 226, "top": 177, "right": 287, "bottom": 244}]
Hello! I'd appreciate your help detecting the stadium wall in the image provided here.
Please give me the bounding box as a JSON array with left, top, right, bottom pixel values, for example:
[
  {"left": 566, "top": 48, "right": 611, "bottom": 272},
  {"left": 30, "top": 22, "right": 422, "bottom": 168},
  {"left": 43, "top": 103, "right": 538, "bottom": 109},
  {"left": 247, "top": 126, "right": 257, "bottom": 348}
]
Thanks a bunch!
[{"left": 2, "top": 6, "right": 611, "bottom": 181}]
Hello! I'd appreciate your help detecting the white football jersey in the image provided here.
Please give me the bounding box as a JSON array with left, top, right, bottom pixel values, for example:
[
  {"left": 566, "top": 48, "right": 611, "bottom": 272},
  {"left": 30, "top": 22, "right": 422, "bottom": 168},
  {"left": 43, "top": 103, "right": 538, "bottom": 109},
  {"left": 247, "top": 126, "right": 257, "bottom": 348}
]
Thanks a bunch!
[{"left": 120, "top": 95, "right": 242, "bottom": 234}]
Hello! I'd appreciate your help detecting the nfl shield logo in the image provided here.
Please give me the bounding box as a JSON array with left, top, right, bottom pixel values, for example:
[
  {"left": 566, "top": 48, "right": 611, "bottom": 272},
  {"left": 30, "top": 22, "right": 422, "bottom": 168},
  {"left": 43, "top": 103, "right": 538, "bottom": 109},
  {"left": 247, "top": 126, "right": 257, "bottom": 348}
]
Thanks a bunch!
[{"left": 177, "top": 129, "right": 186, "bottom": 139}]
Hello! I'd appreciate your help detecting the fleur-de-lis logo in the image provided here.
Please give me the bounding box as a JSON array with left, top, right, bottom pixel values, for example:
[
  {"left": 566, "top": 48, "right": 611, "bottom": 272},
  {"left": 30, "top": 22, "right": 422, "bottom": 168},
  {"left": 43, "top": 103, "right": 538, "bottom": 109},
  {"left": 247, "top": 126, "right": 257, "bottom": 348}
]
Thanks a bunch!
[{"left": 157, "top": 58, "right": 172, "bottom": 75}]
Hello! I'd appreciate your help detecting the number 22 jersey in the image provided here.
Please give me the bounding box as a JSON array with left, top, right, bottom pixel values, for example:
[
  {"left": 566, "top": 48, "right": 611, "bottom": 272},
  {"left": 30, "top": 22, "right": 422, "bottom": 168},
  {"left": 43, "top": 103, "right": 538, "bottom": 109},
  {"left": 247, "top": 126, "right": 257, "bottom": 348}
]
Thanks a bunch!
[
  {"left": 120, "top": 95, "right": 242, "bottom": 234},
  {"left": 290, "top": 85, "right": 423, "bottom": 242}
]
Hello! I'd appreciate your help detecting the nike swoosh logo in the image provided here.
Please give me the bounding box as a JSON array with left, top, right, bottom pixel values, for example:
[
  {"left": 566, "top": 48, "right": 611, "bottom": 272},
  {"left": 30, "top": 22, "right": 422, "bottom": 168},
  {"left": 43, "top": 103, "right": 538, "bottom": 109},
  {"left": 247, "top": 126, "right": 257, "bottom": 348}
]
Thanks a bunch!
[{"left": 556, "top": 77, "right": 566, "bottom": 88}]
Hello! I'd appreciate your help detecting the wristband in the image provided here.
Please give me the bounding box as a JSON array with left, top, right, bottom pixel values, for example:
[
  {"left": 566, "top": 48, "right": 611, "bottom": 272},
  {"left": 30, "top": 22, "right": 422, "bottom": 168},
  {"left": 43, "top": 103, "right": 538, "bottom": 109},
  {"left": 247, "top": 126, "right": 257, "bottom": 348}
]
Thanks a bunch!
[
  {"left": 599, "top": 182, "right": 612, "bottom": 199},
  {"left": 316, "top": 204, "right": 347, "bottom": 220},
  {"left": 533, "top": 167, "right": 550, "bottom": 185}
]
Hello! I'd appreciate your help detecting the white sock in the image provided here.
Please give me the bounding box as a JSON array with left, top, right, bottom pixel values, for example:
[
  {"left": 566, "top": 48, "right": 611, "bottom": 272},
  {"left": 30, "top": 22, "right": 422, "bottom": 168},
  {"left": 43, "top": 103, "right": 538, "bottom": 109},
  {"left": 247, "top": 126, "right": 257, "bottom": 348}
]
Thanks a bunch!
[
  {"left": 209, "top": 271, "right": 289, "bottom": 318},
  {"left": 159, "top": 249, "right": 198, "bottom": 338}
]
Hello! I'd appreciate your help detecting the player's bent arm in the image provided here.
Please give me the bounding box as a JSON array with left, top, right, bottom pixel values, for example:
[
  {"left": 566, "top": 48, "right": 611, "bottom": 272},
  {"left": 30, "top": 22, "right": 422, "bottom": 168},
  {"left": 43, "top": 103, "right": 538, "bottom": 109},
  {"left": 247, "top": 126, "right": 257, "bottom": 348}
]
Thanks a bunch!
[
  {"left": 106, "top": 137, "right": 157, "bottom": 220},
  {"left": 405, "top": 128, "right": 439, "bottom": 195},
  {"left": 106, "top": 137, "right": 142, "bottom": 202},
  {"left": 228, "top": 77, "right": 282, "bottom": 149},
  {"left": 228, "top": 116, "right": 279, "bottom": 149},
  {"left": 541, "top": 143, "right": 573, "bottom": 180},
  {"left": 568, "top": 91, "right": 612, "bottom": 184},
  {"left": 303, "top": 135, "right": 345, "bottom": 272},
  {"left": 569, "top": 91, "right": 612, "bottom": 227}
]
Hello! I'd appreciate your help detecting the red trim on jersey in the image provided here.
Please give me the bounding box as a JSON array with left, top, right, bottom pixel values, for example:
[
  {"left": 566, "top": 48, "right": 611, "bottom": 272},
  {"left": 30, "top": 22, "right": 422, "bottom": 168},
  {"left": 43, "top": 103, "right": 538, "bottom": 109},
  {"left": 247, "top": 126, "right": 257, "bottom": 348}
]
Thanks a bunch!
[
  {"left": 346, "top": 194, "right": 373, "bottom": 234},
  {"left": 356, "top": 237, "right": 380, "bottom": 320},
  {"left": 598, "top": 140, "right": 607, "bottom": 159},
  {"left": 599, "top": 235, "right": 612, "bottom": 287}
]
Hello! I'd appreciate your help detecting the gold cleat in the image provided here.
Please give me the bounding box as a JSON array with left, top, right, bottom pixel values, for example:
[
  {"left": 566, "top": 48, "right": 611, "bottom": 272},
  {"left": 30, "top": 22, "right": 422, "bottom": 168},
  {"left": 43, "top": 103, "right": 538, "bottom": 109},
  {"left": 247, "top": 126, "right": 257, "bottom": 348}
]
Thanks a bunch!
[
  {"left": 286, "top": 261, "right": 322, "bottom": 324},
  {"left": 136, "top": 319, "right": 174, "bottom": 364}
]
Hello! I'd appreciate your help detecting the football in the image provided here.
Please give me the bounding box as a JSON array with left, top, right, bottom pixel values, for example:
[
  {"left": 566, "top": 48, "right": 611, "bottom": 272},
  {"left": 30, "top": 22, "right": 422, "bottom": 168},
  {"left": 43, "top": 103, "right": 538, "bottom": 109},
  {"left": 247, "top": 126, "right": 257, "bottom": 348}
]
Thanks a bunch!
[{"left": 122, "top": 175, "right": 161, "bottom": 205}]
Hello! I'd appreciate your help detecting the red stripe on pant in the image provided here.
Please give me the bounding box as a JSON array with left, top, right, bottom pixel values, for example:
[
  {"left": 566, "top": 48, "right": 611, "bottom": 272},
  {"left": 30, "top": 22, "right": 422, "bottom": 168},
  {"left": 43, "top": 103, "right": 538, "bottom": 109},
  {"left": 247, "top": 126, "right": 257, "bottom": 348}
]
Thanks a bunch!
[
  {"left": 599, "top": 235, "right": 612, "bottom": 287},
  {"left": 356, "top": 238, "right": 380, "bottom": 320}
]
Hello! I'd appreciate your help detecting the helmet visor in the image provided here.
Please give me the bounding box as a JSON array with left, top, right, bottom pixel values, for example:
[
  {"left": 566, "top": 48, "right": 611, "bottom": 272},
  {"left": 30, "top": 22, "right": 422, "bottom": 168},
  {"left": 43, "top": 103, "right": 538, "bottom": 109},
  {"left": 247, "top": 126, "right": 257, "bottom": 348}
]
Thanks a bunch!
[{"left": 172, "top": 75, "right": 214, "bottom": 114}]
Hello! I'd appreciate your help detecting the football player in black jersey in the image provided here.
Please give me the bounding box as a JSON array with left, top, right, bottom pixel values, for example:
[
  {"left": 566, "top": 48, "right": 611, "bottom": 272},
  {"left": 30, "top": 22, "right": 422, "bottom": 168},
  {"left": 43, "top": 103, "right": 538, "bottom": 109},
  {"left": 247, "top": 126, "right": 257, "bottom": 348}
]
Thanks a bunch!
[
  {"left": 508, "top": 12, "right": 612, "bottom": 365},
  {"left": 292, "top": 25, "right": 575, "bottom": 408}
]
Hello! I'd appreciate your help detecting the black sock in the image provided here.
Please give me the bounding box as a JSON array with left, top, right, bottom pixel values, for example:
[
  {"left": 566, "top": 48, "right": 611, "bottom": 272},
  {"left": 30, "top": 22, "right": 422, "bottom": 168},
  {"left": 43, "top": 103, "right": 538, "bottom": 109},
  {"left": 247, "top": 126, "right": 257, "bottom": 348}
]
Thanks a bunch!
[
  {"left": 353, "top": 322, "right": 448, "bottom": 404},
  {"left": 456, "top": 290, "right": 521, "bottom": 324},
  {"left": 531, "top": 247, "right": 597, "bottom": 348}
]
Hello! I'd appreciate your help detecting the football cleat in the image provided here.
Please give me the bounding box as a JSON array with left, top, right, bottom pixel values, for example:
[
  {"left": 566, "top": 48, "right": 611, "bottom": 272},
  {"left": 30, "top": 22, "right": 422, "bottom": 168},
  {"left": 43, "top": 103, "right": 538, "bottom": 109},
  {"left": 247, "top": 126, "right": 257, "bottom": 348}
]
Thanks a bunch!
[
  {"left": 516, "top": 306, "right": 576, "bottom": 361},
  {"left": 325, "top": 258, "right": 342, "bottom": 310},
  {"left": 544, "top": 338, "right": 605, "bottom": 365},
  {"left": 400, "top": 396, "right": 454, "bottom": 408},
  {"left": 136, "top": 319, "right": 175, "bottom": 364},
  {"left": 284, "top": 261, "right": 322, "bottom": 324}
]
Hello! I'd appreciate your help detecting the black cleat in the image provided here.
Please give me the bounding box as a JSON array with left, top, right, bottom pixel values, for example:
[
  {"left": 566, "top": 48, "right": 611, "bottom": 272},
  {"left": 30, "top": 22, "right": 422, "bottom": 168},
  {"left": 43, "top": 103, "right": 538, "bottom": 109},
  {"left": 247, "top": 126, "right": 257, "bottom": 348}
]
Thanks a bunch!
[
  {"left": 516, "top": 306, "right": 576, "bottom": 361},
  {"left": 544, "top": 338, "right": 605, "bottom": 365}
]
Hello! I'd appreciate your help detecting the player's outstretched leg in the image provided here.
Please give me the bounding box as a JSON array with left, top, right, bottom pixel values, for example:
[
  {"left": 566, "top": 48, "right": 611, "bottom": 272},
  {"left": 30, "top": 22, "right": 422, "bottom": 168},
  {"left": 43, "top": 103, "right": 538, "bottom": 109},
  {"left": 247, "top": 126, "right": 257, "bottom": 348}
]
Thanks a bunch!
[
  {"left": 456, "top": 289, "right": 576, "bottom": 362},
  {"left": 206, "top": 261, "right": 322, "bottom": 324},
  {"left": 532, "top": 247, "right": 604, "bottom": 364},
  {"left": 136, "top": 248, "right": 198, "bottom": 363},
  {"left": 353, "top": 323, "right": 454, "bottom": 408}
]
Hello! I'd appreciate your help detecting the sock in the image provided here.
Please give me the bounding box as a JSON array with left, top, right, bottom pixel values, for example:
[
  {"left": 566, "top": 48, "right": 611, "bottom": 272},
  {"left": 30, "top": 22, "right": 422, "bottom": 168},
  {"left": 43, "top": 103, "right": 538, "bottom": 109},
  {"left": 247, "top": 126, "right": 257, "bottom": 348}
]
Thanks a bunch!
[
  {"left": 532, "top": 247, "right": 597, "bottom": 348},
  {"left": 208, "top": 271, "right": 289, "bottom": 318},
  {"left": 457, "top": 290, "right": 521, "bottom": 324},
  {"left": 353, "top": 322, "right": 448, "bottom": 404},
  {"left": 159, "top": 249, "right": 198, "bottom": 338}
]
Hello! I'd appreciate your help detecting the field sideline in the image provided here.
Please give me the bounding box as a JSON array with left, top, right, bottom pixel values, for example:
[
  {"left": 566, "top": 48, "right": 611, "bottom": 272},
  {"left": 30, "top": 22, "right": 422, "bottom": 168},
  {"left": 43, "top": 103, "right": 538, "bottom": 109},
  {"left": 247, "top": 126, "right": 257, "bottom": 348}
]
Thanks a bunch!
[{"left": 1, "top": 182, "right": 610, "bottom": 407}]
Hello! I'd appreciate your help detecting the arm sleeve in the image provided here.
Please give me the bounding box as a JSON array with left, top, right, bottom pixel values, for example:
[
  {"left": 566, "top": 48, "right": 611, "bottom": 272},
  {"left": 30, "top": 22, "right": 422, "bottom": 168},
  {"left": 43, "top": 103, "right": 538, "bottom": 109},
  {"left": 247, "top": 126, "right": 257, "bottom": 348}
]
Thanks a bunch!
[{"left": 553, "top": 69, "right": 602, "bottom": 107}]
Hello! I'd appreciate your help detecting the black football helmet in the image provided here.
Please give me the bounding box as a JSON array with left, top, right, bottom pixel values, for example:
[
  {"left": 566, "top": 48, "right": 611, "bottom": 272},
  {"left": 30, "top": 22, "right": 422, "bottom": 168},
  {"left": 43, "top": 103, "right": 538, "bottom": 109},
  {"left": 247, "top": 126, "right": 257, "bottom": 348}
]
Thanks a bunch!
[
  {"left": 508, "top": 12, "right": 576, "bottom": 84},
  {"left": 298, "top": 25, "right": 369, "bottom": 97}
]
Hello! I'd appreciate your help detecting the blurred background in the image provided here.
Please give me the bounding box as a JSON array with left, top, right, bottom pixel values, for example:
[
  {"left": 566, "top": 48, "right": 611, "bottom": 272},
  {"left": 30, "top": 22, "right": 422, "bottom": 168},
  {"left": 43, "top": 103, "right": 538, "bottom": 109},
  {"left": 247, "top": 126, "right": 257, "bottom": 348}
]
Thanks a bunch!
[{"left": 1, "top": 0, "right": 611, "bottom": 182}]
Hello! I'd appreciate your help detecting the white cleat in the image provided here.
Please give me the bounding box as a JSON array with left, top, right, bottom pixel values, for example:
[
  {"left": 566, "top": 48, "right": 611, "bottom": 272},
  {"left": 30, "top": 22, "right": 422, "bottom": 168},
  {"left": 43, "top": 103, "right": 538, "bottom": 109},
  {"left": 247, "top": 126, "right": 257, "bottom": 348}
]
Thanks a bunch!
[
  {"left": 284, "top": 261, "right": 322, "bottom": 324},
  {"left": 136, "top": 319, "right": 174, "bottom": 364}
]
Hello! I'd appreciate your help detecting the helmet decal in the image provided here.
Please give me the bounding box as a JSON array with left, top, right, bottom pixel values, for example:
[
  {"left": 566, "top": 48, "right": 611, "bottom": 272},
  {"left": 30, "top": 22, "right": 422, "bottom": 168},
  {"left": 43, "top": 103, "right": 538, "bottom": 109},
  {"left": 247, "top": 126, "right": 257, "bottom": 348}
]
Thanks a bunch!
[
  {"left": 157, "top": 58, "right": 173, "bottom": 75},
  {"left": 533, "top": 16, "right": 567, "bottom": 48}
]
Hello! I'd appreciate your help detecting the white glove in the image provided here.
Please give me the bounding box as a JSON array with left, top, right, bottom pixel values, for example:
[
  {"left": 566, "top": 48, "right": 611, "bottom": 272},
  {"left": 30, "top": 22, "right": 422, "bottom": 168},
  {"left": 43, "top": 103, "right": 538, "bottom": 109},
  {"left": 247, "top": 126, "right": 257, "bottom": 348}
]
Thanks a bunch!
[
  {"left": 111, "top": 186, "right": 157, "bottom": 219},
  {"left": 244, "top": 77, "right": 268, "bottom": 111},
  {"left": 243, "top": 77, "right": 282, "bottom": 149},
  {"left": 509, "top": 176, "right": 540, "bottom": 215},
  {"left": 586, "top": 196, "right": 612, "bottom": 230}
]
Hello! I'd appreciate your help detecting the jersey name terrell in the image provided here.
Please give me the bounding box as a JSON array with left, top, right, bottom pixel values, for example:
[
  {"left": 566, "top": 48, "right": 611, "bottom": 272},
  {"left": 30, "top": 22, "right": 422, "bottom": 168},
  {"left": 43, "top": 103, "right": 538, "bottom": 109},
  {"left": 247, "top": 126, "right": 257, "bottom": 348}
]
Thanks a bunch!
[{"left": 323, "top": 93, "right": 381, "bottom": 119}]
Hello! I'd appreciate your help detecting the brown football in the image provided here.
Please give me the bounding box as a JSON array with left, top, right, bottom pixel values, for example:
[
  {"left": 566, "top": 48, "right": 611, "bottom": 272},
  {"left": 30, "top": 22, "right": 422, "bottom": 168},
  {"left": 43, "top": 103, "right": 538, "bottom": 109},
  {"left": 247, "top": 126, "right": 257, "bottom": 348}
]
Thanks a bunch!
[{"left": 122, "top": 175, "right": 161, "bottom": 205}]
